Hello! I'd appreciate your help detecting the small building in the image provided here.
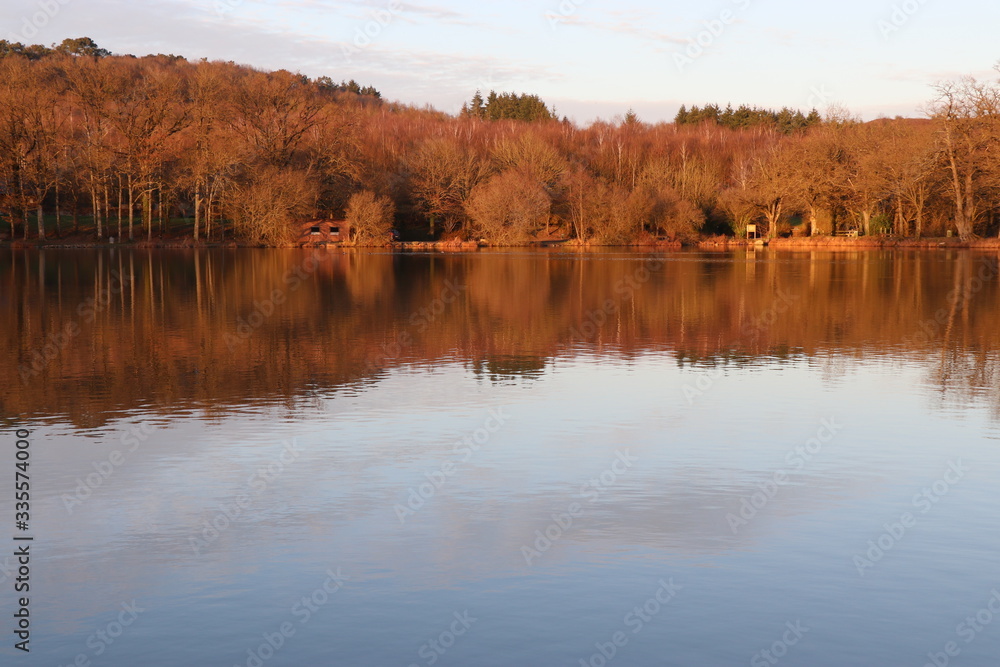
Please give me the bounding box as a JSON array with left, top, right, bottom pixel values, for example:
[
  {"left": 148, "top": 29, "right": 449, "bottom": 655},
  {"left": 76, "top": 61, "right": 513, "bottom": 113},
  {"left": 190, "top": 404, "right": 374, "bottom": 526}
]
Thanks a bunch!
[{"left": 294, "top": 220, "right": 349, "bottom": 245}]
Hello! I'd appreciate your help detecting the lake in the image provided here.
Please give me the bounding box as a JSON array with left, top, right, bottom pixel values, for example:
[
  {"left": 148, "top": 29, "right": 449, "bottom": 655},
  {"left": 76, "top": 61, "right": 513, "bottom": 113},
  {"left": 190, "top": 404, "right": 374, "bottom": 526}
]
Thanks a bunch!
[{"left": 3, "top": 247, "right": 1000, "bottom": 666}]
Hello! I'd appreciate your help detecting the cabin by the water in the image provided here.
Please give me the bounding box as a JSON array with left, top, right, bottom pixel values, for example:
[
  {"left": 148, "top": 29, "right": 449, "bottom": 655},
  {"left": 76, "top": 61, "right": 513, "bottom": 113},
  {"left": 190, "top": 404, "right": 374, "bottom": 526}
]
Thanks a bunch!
[{"left": 295, "top": 220, "right": 349, "bottom": 245}]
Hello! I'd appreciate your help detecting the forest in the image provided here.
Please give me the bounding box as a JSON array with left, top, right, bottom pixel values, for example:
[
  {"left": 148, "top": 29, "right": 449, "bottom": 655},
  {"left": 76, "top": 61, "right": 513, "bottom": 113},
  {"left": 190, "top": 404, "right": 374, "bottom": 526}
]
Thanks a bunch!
[{"left": 2, "top": 37, "right": 1000, "bottom": 245}]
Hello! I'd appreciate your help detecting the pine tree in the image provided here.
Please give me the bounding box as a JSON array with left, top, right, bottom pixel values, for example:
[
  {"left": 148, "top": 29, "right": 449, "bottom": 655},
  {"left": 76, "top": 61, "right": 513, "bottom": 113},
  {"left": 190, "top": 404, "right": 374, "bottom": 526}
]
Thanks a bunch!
[{"left": 470, "top": 90, "right": 485, "bottom": 119}]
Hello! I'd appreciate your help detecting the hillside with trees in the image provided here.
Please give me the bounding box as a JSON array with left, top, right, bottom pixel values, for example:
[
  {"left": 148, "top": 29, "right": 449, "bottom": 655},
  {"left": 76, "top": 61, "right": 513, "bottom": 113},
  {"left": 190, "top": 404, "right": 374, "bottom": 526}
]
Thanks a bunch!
[{"left": 2, "top": 37, "right": 1000, "bottom": 245}]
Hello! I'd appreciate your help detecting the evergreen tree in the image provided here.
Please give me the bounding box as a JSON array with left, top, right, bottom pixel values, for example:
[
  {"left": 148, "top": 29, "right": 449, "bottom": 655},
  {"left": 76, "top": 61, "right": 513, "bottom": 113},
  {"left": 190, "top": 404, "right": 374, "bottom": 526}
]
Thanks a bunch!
[
  {"left": 55, "top": 37, "right": 110, "bottom": 58},
  {"left": 462, "top": 90, "right": 554, "bottom": 122},
  {"left": 470, "top": 91, "right": 485, "bottom": 119},
  {"left": 676, "top": 102, "right": 823, "bottom": 133}
]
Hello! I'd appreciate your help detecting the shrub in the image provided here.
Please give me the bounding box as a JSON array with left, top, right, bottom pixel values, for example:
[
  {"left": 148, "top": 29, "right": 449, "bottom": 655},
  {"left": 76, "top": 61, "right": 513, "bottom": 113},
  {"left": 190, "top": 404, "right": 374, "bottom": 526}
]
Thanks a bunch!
[
  {"left": 465, "top": 170, "right": 551, "bottom": 245},
  {"left": 346, "top": 190, "right": 395, "bottom": 245}
]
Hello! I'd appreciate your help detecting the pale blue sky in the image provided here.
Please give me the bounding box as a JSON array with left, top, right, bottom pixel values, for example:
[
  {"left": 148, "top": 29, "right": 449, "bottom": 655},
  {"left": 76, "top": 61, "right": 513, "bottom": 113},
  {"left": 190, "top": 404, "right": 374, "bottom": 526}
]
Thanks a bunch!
[{"left": 3, "top": 0, "right": 998, "bottom": 123}]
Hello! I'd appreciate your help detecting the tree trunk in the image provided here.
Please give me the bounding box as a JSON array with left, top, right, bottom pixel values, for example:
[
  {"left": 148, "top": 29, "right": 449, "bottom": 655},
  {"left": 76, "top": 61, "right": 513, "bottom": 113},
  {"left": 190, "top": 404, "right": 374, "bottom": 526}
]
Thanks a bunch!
[
  {"left": 36, "top": 205, "right": 44, "bottom": 240},
  {"left": 54, "top": 179, "right": 61, "bottom": 238},
  {"left": 158, "top": 185, "right": 165, "bottom": 235},
  {"left": 128, "top": 181, "right": 135, "bottom": 241},
  {"left": 961, "top": 171, "right": 976, "bottom": 239},
  {"left": 104, "top": 186, "right": 111, "bottom": 240},
  {"left": 765, "top": 200, "right": 782, "bottom": 239},
  {"left": 93, "top": 188, "right": 102, "bottom": 239},
  {"left": 116, "top": 176, "right": 123, "bottom": 240},
  {"left": 193, "top": 181, "right": 201, "bottom": 242},
  {"left": 19, "top": 174, "right": 28, "bottom": 240},
  {"left": 207, "top": 194, "right": 214, "bottom": 240},
  {"left": 144, "top": 189, "right": 152, "bottom": 242},
  {"left": 945, "top": 141, "right": 973, "bottom": 239}
]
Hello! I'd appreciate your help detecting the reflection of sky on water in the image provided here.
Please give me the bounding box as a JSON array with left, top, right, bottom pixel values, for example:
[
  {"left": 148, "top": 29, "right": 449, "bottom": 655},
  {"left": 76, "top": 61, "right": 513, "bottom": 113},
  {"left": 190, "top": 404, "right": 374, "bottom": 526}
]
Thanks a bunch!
[{"left": 17, "top": 349, "right": 1000, "bottom": 665}]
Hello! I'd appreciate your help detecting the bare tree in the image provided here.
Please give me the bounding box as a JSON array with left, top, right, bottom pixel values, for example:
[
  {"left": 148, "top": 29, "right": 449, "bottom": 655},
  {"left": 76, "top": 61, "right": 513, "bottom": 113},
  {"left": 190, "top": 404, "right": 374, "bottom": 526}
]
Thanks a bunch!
[
  {"left": 346, "top": 190, "right": 394, "bottom": 245},
  {"left": 930, "top": 77, "right": 1000, "bottom": 239},
  {"left": 408, "top": 136, "right": 485, "bottom": 234},
  {"left": 224, "top": 166, "right": 316, "bottom": 245},
  {"left": 465, "top": 170, "right": 550, "bottom": 245}
]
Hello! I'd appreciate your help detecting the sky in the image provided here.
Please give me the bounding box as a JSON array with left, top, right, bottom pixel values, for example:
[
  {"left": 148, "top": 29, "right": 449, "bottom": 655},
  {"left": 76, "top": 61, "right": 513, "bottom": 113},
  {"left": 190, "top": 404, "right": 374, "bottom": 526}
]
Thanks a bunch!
[{"left": 3, "top": 0, "right": 1000, "bottom": 124}]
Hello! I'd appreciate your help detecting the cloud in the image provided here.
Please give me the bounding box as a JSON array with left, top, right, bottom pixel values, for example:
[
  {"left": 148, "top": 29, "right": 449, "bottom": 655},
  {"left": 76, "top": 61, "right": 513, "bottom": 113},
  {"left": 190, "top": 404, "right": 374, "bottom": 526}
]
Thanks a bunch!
[
  {"left": 855, "top": 100, "right": 928, "bottom": 120},
  {"left": 877, "top": 64, "right": 994, "bottom": 85},
  {"left": 546, "top": 6, "right": 687, "bottom": 46},
  {"left": 402, "top": 3, "right": 467, "bottom": 24},
  {"left": 545, "top": 97, "right": 683, "bottom": 125},
  {"left": 271, "top": 0, "right": 484, "bottom": 28},
  {"left": 29, "top": 0, "right": 554, "bottom": 114},
  {"left": 760, "top": 27, "right": 801, "bottom": 49}
]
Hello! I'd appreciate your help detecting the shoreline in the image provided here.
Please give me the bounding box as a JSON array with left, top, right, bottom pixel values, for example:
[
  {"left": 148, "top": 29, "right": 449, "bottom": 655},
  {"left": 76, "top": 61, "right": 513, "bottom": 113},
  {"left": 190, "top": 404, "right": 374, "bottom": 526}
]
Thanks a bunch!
[{"left": 4, "top": 236, "right": 1000, "bottom": 251}]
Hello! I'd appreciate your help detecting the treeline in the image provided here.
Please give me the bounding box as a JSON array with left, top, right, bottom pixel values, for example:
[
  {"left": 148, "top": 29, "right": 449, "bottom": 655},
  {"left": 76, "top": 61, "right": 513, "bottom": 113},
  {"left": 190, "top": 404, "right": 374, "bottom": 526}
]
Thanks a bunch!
[
  {"left": 0, "top": 36, "right": 111, "bottom": 59},
  {"left": 316, "top": 76, "right": 382, "bottom": 98},
  {"left": 2, "top": 38, "right": 1000, "bottom": 245},
  {"left": 674, "top": 104, "right": 822, "bottom": 134},
  {"left": 461, "top": 91, "right": 556, "bottom": 122}
]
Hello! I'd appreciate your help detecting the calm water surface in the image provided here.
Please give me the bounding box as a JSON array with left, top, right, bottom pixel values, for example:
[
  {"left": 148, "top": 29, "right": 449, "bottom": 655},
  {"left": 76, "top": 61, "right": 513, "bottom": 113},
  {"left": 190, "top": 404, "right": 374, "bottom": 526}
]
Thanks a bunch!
[{"left": 2, "top": 248, "right": 1000, "bottom": 666}]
